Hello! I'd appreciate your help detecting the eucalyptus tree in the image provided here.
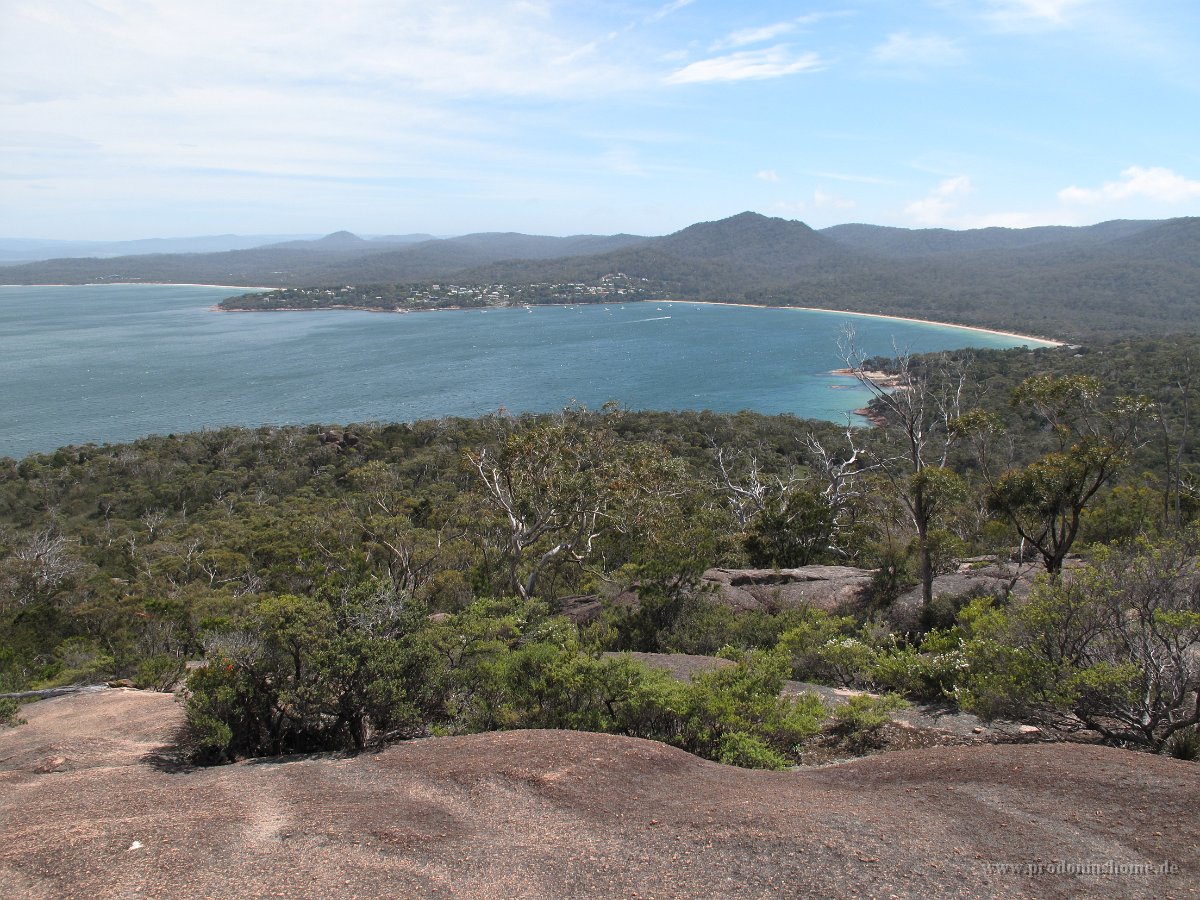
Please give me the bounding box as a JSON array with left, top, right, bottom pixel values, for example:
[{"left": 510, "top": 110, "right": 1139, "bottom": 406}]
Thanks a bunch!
[
  {"left": 464, "top": 408, "right": 691, "bottom": 601},
  {"left": 958, "top": 530, "right": 1200, "bottom": 752},
  {"left": 986, "top": 374, "right": 1153, "bottom": 576},
  {"left": 838, "top": 334, "right": 970, "bottom": 607},
  {"left": 712, "top": 446, "right": 837, "bottom": 567}
]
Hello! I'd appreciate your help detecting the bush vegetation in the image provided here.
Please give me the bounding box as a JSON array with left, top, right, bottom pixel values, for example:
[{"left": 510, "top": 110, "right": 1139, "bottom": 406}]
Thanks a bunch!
[{"left": 2, "top": 337, "right": 1198, "bottom": 762}]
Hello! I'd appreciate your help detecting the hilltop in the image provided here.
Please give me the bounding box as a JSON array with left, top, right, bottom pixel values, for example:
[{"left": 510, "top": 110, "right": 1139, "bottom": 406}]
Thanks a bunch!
[{"left": 2, "top": 688, "right": 1195, "bottom": 899}]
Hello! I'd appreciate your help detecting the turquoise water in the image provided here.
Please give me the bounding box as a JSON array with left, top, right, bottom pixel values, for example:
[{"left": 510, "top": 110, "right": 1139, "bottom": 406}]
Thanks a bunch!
[{"left": 0, "top": 284, "right": 1050, "bottom": 459}]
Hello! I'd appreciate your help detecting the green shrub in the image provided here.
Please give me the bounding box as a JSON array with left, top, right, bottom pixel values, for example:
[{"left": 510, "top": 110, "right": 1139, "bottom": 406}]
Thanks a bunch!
[
  {"left": 870, "top": 641, "right": 932, "bottom": 697},
  {"left": 830, "top": 693, "right": 907, "bottom": 751},
  {"left": 133, "top": 654, "right": 187, "bottom": 692},
  {"left": 776, "top": 609, "right": 878, "bottom": 687},
  {"left": 677, "top": 650, "right": 826, "bottom": 763},
  {"left": 871, "top": 629, "right": 968, "bottom": 701},
  {"left": 1165, "top": 727, "right": 1199, "bottom": 761},
  {"left": 955, "top": 535, "right": 1200, "bottom": 751},
  {"left": 454, "top": 640, "right": 683, "bottom": 737},
  {"left": 457, "top": 636, "right": 824, "bottom": 768},
  {"left": 183, "top": 702, "right": 235, "bottom": 765},
  {"left": 743, "top": 489, "right": 834, "bottom": 569},
  {"left": 0, "top": 698, "right": 26, "bottom": 727},
  {"left": 183, "top": 590, "right": 829, "bottom": 770},
  {"left": 816, "top": 637, "right": 878, "bottom": 688},
  {"left": 715, "top": 731, "right": 791, "bottom": 770},
  {"left": 919, "top": 586, "right": 997, "bottom": 633},
  {"left": 650, "top": 602, "right": 823, "bottom": 658},
  {"left": 864, "top": 542, "right": 915, "bottom": 608},
  {"left": 44, "top": 637, "right": 115, "bottom": 686},
  {"left": 184, "top": 584, "right": 441, "bottom": 761}
]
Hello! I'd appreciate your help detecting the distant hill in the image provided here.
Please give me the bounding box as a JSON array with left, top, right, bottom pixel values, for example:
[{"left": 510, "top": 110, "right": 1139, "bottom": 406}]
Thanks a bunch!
[
  {"left": 265, "top": 230, "right": 373, "bottom": 250},
  {"left": 0, "top": 230, "right": 651, "bottom": 286},
  {"left": 819, "top": 218, "right": 1158, "bottom": 258},
  {"left": 310, "top": 232, "right": 652, "bottom": 283},
  {"left": 456, "top": 212, "right": 850, "bottom": 297},
  {"left": 454, "top": 213, "right": 1200, "bottom": 339},
  {"left": 0, "top": 233, "right": 330, "bottom": 263},
  {"left": 4, "top": 214, "right": 1200, "bottom": 338},
  {"left": 0, "top": 231, "right": 444, "bottom": 263},
  {"left": 369, "top": 233, "right": 438, "bottom": 244}
]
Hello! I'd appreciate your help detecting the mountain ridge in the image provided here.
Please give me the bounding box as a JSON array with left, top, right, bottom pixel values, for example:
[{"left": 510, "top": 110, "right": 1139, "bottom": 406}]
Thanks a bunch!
[{"left": 5, "top": 213, "right": 1200, "bottom": 338}]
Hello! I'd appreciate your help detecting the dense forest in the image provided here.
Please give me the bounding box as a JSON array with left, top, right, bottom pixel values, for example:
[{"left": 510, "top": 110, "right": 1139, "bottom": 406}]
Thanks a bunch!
[{"left": 3, "top": 335, "right": 1198, "bottom": 766}]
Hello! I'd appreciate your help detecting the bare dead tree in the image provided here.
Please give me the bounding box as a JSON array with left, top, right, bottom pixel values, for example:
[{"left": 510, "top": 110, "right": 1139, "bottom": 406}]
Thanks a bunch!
[
  {"left": 712, "top": 445, "right": 804, "bottom": 529},
  {"left": 838, "top": 327, "right": 970, "bottom": 606}
]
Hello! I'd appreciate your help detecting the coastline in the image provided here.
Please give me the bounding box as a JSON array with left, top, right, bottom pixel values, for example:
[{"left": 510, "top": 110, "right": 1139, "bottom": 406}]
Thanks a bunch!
[
  {"left": 829, "top": 367, "right": 906, "bottom": 387},
  {"left": 3, "top": 282, "right": 275, "bottom": 291},
  {"left": 211, "top": 303, "right": 468, "bottom": 314},
  {"left": 213, "top": 295, "right": 1066, "bottom": 346},
  {"left": 659, "top": 300, "right": 1065, "bottom": 348},
  {"left": 6, "top": 282, "right": 1064, "bottom": 347}
]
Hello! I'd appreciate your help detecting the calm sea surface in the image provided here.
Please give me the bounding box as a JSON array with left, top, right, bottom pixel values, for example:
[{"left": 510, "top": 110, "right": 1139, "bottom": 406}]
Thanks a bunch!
[{"left": 0, "top": 284, "right": 1050, "bottom": 459}]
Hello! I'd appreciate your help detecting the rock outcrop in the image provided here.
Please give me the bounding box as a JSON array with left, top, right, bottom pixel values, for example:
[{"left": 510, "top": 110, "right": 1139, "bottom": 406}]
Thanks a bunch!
[
  {"left": 317, "top": 429, "right": 360, "bottom": 451},
  {"left": 699, "top": 565, "right": 875, "bottom": 613},
  {"left": 563, "top": 556, "right": 1080, "bottom": 629},
  {"left": 2, "top": 689, "right": 1196, "bottom": 899}
]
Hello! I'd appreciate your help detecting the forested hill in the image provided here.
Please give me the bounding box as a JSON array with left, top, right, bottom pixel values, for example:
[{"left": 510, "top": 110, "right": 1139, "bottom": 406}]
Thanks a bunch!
[
  {"left": 6, "top": 213, "right": 1200, "bottom": 339},
  {"left": 0, "top": 230, "right": 651, "bottom": 287},
  {"left": 819, "top": 218, "right": 1160, "bottom": 257},
  {"left": 454, "top": 214, "right": 1200, "bottom": 339}
]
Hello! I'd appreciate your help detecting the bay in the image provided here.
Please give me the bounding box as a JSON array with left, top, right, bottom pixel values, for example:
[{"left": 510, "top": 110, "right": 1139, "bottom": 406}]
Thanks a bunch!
[{"left": 0, "top": 284, "right": 1052, "bottom": 459}]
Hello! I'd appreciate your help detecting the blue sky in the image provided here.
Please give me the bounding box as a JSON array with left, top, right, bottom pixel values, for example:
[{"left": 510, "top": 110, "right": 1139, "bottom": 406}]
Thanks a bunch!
[{"left": 2, "top": 0, "right": 1198, "bottom": 239}]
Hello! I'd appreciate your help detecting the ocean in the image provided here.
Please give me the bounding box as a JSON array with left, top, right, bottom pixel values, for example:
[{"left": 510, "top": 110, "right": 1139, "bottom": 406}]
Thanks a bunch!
[{"left": 0, "top": 284, "right": 1051, "bottom": 459}]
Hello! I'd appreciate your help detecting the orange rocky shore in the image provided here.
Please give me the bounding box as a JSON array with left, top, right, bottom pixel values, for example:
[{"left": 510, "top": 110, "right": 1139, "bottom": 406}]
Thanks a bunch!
[{"left": 2, "top": 689, "right": 1196, "bottom": 899}]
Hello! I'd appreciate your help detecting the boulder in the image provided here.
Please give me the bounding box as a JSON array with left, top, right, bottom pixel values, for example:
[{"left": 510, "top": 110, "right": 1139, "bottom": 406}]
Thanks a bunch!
[
  {"left": 558, "top": 594, "right": 606, "bottom": 624},
  {"left": 700, "top": 566, "right": 875, "bottom": 614},
  {"left": 889, "top": 556, "right": 1085, "bottom": 631}
]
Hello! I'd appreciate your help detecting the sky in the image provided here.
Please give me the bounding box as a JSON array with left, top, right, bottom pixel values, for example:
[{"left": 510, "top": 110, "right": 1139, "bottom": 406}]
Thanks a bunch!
[{"left": 2, "top": 0, "right": 1199, "bottom": 240}]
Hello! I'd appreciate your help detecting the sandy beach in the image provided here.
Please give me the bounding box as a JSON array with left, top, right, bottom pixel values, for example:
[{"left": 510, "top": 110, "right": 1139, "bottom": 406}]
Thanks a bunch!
[
  {"left": 8, "top": 283, "right": 1065, "bottom": 347},
  {"left": 659, "top": 300, "right": 1065, "bottom": 347},
  {"left": 829, "top": 367, "right": 907, "bottom": 387},
  {"left": 212, "top": 293, "right": 1067, "bottom": 347}
]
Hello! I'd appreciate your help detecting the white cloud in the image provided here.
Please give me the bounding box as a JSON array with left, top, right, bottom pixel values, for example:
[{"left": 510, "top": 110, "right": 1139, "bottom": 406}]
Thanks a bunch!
[
  {"left": 814, "top": 188, "right": 856, "bottom": 210},
  {"left": 0, "top": 0, "right": 679, "bottom": 234},
  {"left": 982, "top": 0, "right": 1092, "bottom": 29},
  {"left": 717, "top": 22, "right": 798, "bottom": 50},
  {"left": 0, "top": 1, "right": 651, "bottom": 105},
  {"left": 872, "top": 32, "right": 965, "bottom": 66},
  {"left": 665, "top": 47, "right": 823, "bottom": 84},
  {"left": 710, "top": 12, "right": 846, "bottom": 51},
  {"left": 645, "top": 0, "right": 695, "bottom": 25},
  {"left": 553, "top": 31, "right": 622, "bottom": 66},
  {"left": 904, "top": 175, "right": 974, "bottom": 225},
  {"left": 756, "top": 169, "right": 781, "bottom": 182},
  {"left": 600, "top": 145, "right": 648, "bottom": 177},
  {"left": 809, "top": 171, "right": 894, "bottom": 186},
  {"left": 771, "top": 200, "right": 808, "bottom": 216},
  {"left": 1059, "top": 166, "right": 1200, "bottom": 204}
]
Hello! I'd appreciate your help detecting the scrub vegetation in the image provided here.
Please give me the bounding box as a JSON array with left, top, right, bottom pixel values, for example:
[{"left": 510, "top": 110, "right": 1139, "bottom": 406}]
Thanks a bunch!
[{"left": 2, "top": 335, "right": 1198, "bottom": 765}]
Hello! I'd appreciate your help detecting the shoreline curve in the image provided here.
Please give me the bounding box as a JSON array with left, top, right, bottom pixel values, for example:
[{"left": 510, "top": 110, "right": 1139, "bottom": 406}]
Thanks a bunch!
[
  {"left": 659, "top": 300, "right": 1064, "bottom": 348},
  {"left": 6, "top": 283, "right": 1065, "bottom": 347}
]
